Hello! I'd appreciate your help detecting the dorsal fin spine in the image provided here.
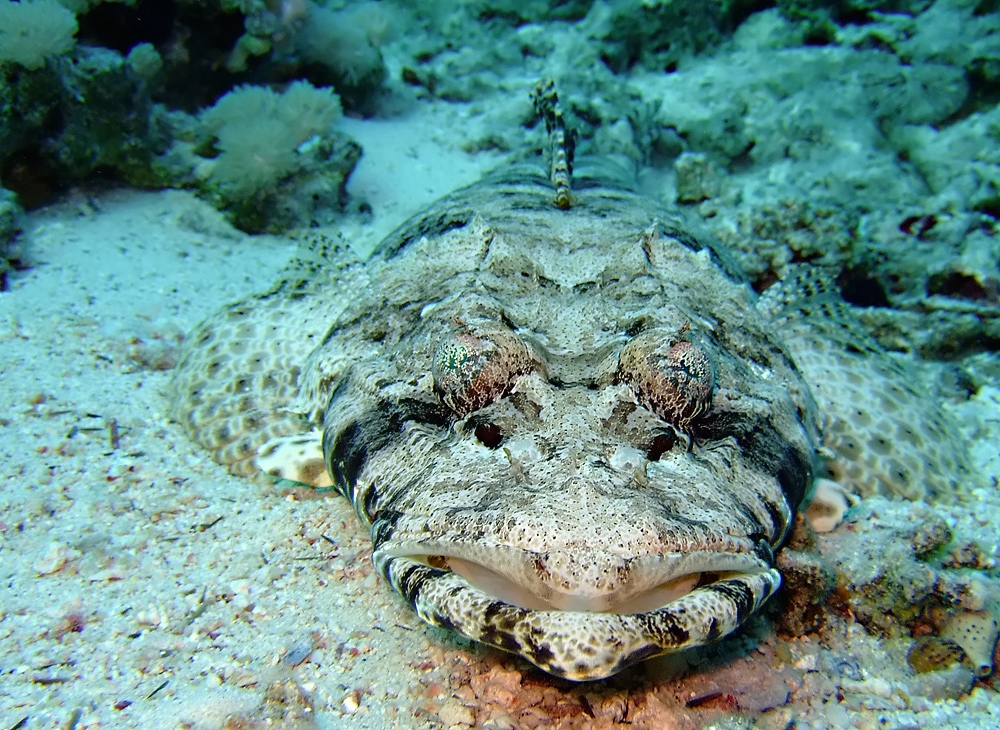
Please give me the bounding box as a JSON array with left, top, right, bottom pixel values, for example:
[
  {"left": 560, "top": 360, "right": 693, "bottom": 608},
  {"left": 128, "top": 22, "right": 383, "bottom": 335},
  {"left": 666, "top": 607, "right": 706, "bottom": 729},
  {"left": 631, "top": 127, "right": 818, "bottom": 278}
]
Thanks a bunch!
[{"left": 531, "top": 78, "right": 575, "bottom": 210}]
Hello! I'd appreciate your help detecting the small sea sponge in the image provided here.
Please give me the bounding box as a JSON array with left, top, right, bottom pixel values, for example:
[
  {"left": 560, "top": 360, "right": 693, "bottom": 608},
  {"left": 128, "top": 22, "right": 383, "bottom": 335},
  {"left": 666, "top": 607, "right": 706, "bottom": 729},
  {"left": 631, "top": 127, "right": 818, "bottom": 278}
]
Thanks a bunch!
[
  {"left": 803, "top": 477, "right": 853, "bottom": 533},
  {"left": 202, "top": 85, "right": 282, "bottom": 136},
  {"left": 212, "top": 117, "right": 299, "bottom": 195},
  {"left": 201, "top": 81, "right": 342, "bottom": 196},
  {"left": 0, "top": 0, "right": 78, "bottom": 70},
  {"left": 941, "top": 609, "right": 1000, "bottom": 678},
  {"left": 276, "top": 80, "right": 343, "bottom": 143}
]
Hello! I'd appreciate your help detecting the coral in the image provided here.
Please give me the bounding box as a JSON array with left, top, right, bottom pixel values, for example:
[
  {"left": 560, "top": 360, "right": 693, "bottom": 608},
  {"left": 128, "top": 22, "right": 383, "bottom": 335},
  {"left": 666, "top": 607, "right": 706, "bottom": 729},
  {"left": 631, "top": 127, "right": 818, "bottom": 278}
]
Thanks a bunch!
[
  {"left": 203, "top": 85, "right": 280, "bottom": 135},
  {"left": 125, "top": 42, "right": 163, "bottom": 84},
  {"left": 49, "top": 46, "right": 170, "bottom": 183},
  {"left": 348, "top": 1, "right": 402, "bottom": 46},
  {"left": 225, "top": 31, "right": 272, "bottom": 74},
  {"left": 0, "top": 187, "right": 25, "bottom": 291},
  {"left": 280, "top": 80, "right": 344, "bottom": 143},
  {"left": 674, "top": 151, "right": 722, "bottom": 204},
  {"left": 595, "top": 0, "right": 727, "bottom": 74},
  {"left": 705, "top": 196, "right": 858, "bottom": 286},
  {"left": 889, "top": 105, "right": 1000, "bottom": 216},
  {"left": 201, "top": 81, "right": 343, "bottom": 197},
  {"left": 0, "top": 0, "right": 77, "bottom": 70},
  {"left": 185, "top": 80, "right": 357, "bottom": 232},
  {"left": 0, "top": 42, "right": 168, "bottom": 206},
  {"left": 212, "top": 117, "right": 299, "bottom": 196},
  {"left": 294, "top": 2, "right": 387, "bottom": 110},
  {"left": 773, "top": 543, "right": 836, "bottom": 637},
  {"left": 897, "top": 0, "right": 1000, "bottom": 80}
]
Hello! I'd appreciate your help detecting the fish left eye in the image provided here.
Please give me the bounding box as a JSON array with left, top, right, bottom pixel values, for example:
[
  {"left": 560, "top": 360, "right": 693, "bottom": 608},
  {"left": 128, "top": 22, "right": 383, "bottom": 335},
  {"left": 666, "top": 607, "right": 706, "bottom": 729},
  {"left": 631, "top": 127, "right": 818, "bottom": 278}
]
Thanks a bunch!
[
  {"left": 432, "top": 327, "right": 535, "bottom": 417},
  {"left": 617, "top": 331, "right": 715, "bottom": 430}
]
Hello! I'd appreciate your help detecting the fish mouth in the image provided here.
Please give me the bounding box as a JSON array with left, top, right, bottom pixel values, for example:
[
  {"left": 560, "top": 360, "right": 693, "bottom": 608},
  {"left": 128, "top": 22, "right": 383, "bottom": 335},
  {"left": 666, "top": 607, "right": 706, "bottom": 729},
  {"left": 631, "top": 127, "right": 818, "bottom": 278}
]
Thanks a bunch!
[
  {"left": 374, "top": 543, "right": 781, "bottom": 680},
  {"left": 403, "top": 545, "right": 771, "bottom": 613}
]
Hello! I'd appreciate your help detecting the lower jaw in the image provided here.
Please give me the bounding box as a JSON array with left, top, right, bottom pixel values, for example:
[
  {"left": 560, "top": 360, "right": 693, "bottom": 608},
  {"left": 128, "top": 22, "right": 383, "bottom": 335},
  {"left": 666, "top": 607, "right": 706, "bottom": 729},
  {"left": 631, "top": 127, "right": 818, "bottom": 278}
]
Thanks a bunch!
[{"left": 376, "top": 553, "right": 782, "bottom": 681}]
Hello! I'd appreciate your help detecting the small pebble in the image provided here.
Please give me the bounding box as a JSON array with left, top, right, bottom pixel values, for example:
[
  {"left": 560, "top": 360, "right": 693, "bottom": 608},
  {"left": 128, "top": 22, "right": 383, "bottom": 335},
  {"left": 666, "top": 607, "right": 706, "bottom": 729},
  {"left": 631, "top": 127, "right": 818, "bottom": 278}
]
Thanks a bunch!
[
  {"left": 437, "top": 700, "right": 475, "bottom": 727},
  {"left": 284, "top": 638, "right": 314, "bottom": 667},
  {"left": 33, "top": 543, "right": 80, "bottom": 575},
  {"left": 341, "top": 690, "right": 361, "bottom": 715}
]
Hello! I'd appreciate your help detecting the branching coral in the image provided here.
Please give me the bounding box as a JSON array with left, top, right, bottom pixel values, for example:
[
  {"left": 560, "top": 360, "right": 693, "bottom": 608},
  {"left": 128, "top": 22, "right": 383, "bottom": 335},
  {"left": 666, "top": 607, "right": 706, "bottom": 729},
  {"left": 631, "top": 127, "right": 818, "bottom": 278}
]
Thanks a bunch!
[{"left": 0, "top": 0, "right": 78, "bottom": 70}]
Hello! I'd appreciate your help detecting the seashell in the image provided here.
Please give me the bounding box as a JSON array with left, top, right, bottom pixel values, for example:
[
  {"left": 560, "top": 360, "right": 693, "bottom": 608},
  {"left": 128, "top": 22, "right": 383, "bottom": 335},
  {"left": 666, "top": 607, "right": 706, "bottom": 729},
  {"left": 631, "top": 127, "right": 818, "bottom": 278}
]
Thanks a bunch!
[
  {"left": 907, "top": 636, "right": 967, "bottom": 674},
  {"left": 941, "top": 609, "right": 1000, "bottom": 677}
]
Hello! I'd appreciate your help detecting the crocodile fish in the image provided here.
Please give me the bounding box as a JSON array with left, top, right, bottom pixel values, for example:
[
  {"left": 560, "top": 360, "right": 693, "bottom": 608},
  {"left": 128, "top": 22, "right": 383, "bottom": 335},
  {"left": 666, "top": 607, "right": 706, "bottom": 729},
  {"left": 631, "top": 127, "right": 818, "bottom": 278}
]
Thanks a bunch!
[{"left": 169, "top": 81, "right": 976, "bottom": 680}]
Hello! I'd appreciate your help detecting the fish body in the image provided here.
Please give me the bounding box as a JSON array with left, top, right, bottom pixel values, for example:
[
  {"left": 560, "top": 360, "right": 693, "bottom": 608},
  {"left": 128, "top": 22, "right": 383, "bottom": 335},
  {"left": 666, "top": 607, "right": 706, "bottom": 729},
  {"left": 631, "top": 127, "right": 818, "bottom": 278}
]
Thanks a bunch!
[
  {"left": 170, "top": 95, "right": 974, "bottom": 681},
  {"left": 171, "top": 157, "right": 822, "bottom": 680}
]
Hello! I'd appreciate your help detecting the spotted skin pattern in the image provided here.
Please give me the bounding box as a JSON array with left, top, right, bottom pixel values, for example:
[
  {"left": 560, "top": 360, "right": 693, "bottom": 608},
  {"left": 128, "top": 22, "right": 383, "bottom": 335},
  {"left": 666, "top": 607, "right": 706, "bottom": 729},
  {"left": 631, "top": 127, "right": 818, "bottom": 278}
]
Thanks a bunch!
[{"left": 169, "top": 162, "right": 975, "bottom": 681}]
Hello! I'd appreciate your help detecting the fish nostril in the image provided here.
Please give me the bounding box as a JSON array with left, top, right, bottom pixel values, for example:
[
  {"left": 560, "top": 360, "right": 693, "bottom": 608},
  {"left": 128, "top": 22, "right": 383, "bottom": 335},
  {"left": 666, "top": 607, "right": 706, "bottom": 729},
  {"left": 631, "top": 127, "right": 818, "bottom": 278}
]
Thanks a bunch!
[
  {"left": 475, "top": 422, "right": 504, "bottom": 448},
  {"left": 750, "top": 537, "right": 775, "bottom": 565},
  {"left": 646, "top": 431, "right": 677, "bottom": 461}
]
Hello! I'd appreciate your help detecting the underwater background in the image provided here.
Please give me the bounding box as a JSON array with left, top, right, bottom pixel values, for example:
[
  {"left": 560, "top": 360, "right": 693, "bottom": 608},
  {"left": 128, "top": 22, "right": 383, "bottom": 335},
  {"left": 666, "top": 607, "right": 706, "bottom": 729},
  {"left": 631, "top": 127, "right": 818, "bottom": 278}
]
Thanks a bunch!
[{"left": 1, "top": 0, "right": 1000, "bottom": 727}]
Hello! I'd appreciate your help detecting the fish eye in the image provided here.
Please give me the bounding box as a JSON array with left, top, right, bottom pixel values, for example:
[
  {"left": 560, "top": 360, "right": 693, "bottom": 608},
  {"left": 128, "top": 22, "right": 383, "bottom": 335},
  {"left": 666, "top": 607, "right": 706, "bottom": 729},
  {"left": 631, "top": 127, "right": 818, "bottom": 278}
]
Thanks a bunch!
[
  {"left": 618, "top": 330, "right": 715, "bottom": 430},
  {"left": 432, "top": 327, "right": 535, "bottom": 417}
]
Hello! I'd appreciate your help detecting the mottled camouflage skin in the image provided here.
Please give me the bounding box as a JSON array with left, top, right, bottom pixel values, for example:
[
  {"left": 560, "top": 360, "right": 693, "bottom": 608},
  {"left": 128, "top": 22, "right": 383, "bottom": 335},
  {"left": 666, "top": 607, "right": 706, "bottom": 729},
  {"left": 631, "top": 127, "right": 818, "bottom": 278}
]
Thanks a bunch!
[
  {"left": 333, "top": 161, "right": 825, "bottom": 680},
  {"left": 173, "top": 156, "right": 825, "bottom": 680}
]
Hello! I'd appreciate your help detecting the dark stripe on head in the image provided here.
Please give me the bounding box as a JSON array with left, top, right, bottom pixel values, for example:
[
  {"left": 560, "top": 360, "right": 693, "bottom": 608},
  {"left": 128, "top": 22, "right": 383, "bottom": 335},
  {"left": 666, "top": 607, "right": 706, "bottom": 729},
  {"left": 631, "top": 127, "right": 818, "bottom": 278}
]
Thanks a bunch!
[
  {"left": 704, "top": 580, "right": 755, "bottom": 623},
  {"left": 644, "top": 611, "right": 690, "bottom": 647},
  {"left": 327, "top": 419, "right": 369, "bottom": 492},
  {"left": 761, "top": 499, "right": 790, "bottom": 545},
  {"left": 725, "top": 420, "right": 812, "bottom": 515},
  {"left": 380, "top": 209, "right": 474, "bottom": 259},
  {"left": 370, "top": 511, "right": 403, "bottom": 550},
  {"left": 361, "top": 483, "right": 380, "bottom": 522},
  {"left": 325, "top": 396, "right": 451, "bottom": 494},
  {"left": 774, "top": 442, "right": 813, "bottom": 510},
  {"left": 391, "top": 559, "right": 440, "bottom": 605},
  {"left": 705, "top": 616, "right": 721, "bottom": 643},
  {"left": 395, "top": 397, "right": 453, "bottom": 428}
]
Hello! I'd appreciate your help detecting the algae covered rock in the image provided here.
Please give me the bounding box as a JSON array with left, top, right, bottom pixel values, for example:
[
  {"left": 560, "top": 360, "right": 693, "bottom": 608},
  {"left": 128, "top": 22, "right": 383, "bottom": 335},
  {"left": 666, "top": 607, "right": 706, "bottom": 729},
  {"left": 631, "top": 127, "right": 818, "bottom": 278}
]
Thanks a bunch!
[
  {"left": 47, "top": 46, "right": 171, "bottom": 185},
  {"left": 819, "top": 498, "right": 999, "bottom": 655},
  {"left": 0, "top": 187, "right": 25, "bottom": 291},
  {"left": 1, "top": 42, "right": 170, "bottom": 202}
]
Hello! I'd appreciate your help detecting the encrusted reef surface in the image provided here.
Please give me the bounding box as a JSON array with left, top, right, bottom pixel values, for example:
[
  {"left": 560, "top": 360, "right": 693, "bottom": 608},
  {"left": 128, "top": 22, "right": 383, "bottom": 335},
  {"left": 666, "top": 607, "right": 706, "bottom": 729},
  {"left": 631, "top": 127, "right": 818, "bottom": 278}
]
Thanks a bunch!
[{"left": 1, "top": 1, "right": 1000, "bottom": 728}]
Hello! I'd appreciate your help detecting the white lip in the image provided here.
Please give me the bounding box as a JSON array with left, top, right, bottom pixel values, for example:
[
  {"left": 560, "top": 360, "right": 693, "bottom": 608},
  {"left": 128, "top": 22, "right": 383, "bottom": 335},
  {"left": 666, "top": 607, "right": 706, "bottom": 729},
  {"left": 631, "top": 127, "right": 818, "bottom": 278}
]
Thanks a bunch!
[{"left": 382, "top": 543, "right": 771, "bottom": 614}]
